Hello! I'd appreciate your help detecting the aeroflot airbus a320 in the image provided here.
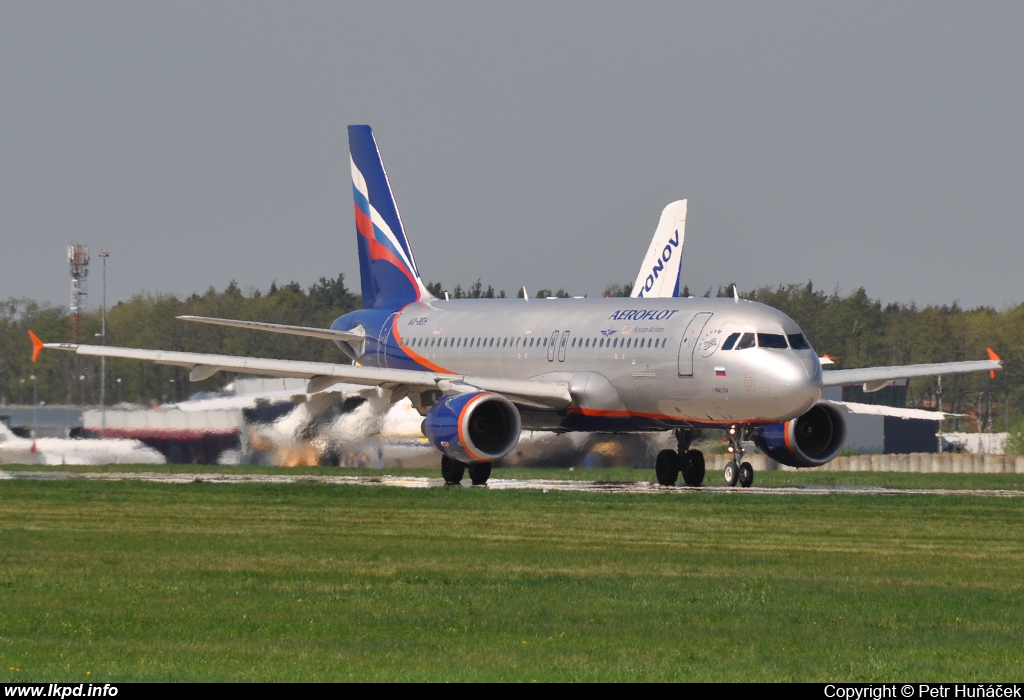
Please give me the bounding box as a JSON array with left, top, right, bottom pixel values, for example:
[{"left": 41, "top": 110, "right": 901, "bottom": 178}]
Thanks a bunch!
[{"left": 33, "top": 125, "right": 1003, "bottom": 487}]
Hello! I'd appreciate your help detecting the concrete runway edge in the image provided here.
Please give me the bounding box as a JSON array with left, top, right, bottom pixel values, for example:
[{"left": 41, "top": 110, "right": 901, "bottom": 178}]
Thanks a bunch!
[{"left": 2, "top": 469, "right": 1022, "bottom": 497}]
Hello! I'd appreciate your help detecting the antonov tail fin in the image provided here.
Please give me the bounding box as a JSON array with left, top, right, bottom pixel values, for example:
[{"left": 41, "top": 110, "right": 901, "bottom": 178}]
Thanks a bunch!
[
  {"left": 631, "top": 200, "right": 687, "bottom": 298},
  {"left": 348, "top": 125, "right": 433, "bottom": 309}
]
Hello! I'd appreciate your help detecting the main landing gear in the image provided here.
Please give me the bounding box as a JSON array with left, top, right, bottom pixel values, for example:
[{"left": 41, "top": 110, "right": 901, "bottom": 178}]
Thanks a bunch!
[
  {"left": 723, "top": 426, "right": 754, "bottom": 488},
  {"left": 655, "top": 428, "right": 706, "bottom": 487},
  {"left": 440, "top": 456, "right": 492, "bottom": 486}
]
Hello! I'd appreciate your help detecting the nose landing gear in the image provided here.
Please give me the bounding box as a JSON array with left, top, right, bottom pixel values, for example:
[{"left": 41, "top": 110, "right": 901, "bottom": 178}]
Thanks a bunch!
[{"left": 723, "top": 426, "right": 754, "bottom": 488}]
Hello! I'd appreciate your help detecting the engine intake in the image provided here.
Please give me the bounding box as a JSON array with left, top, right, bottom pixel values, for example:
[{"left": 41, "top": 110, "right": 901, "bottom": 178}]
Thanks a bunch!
[
  {"left": 753, "top": 401, "right": 847, "bottom": 468},
  {"left": 421, "top": 392, "right": 522, "bottom": 463}
]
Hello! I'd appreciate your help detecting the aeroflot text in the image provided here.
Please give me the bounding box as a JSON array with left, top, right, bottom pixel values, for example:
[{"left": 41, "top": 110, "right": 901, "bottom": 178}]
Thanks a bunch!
[
  {"left": 608, "top": 310, "right": 680, "bottom": 321},
  {"left": 824, "top": 686, "right": 1021, "bottom": 700}
]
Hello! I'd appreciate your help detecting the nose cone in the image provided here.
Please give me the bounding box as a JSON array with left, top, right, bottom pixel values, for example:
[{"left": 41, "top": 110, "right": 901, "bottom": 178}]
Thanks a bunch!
[{"left": 769, "top": 354, "right": 822, "bottom": 418}]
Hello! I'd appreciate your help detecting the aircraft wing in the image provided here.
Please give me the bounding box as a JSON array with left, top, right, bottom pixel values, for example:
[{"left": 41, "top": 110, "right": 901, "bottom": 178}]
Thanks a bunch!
[
  {"left": 821, "top": 353, "right": 1001, "bottom": 392},
  {"left": 177, "top": 315, "right": 366, "bottom": 344},
  {"left": 36, "top": 340, "right": 573, "bottom": 410},
  {"left": 828, "top": 401, "right": 949, "bottom": 420}
]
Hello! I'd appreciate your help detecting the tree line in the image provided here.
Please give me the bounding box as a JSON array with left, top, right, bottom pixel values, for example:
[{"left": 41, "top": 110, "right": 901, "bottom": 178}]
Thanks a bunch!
[{"left": 1, "top": 277, "right": 1020, "bottom": 434}]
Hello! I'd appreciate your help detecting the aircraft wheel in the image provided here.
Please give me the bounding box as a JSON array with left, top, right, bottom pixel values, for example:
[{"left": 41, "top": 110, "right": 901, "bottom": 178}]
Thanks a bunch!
[
  {"left": 723, "top": 460, "right": 739, "bottom": 487},
  {"left": 682, "top": 449, "right": 705, "bottom": 487},
  {"left": 468, "top": 462, "right": 492, "bottom": 486},
  {"left": 655, "top": 449, "right": 681, "bottom": 486},
  {"left": 440, "top": 455, "right": 465, "bottom": 485},
  {"left": 738, "top": 461, "right": 754, "bottom": 488}
]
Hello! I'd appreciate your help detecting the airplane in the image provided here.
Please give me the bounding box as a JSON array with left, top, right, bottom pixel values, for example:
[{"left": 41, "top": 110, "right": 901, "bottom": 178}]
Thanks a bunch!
[
  {"left": 0, "top": 422, "right": 165, "bottom": 466},
  {"left": 31, "top": 125, "right": 1003, "bottom": 487}
]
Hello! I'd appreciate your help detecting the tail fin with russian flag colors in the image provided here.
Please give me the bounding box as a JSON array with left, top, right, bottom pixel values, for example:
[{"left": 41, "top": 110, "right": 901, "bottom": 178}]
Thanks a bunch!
[
  {"left": 631, "top": 200, "right": 687, "bottom": 298},
  {"left": 348, "top": 125, "right": 433, "bottom": 309}
]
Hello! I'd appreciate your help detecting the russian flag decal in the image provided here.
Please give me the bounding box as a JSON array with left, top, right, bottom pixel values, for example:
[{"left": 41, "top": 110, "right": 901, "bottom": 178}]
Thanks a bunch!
[{"left": 715, "top": 367, "right": 727, "bottom": 377}]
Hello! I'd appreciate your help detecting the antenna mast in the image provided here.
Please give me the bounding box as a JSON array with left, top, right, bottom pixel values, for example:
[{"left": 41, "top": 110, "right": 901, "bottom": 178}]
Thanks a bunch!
[{"left": 68, "top": 243, "right": 90, "bottom": 342}]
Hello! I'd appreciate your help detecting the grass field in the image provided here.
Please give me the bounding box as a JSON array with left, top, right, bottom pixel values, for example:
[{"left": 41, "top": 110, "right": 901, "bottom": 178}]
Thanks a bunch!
[{"left": 1, "top": 468, "right": 1023, "bottom": 681}]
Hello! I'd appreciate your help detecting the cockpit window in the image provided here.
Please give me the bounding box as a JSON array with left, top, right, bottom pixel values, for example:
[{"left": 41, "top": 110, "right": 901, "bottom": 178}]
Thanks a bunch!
[
  {"left": 758, "top": 333, "right": 788, "bottom": 349},
  {"left": 735, "top": 333, "right": 756, "bottom": 350},
  {"left": 721, "top": 332, "right": 741, "bottom": 351},
  {"left": 787, "top": 333, "right": 811, "bottom": 350}
]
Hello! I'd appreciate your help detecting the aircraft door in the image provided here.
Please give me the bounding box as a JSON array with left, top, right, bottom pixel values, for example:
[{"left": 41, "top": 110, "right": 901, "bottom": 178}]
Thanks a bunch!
[
  {"left": 547, "top": 331, "right": 560, "bottom": 362},
  {"left": 558, "top": 331, "right": 571, "bottom": 362},
  {"left": 677, "top": 312, "right": 713, "bottom": 376},
  {"left": 376, "top": 312, "right": 399, "bottom": 368}
]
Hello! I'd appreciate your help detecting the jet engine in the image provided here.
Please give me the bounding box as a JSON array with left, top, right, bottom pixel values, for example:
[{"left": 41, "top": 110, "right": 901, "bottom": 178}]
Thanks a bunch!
[
  {"left": 421, "top": 392, "right": 522, "bottom": 463},
  {"left": 753, "top": 401, "right": 847, "bottom": 468}
]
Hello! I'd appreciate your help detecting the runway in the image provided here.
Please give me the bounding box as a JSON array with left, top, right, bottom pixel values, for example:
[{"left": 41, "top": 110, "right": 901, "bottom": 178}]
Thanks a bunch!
[{"left": 2, "top": 469, "right": 1021, "bottom": 497}]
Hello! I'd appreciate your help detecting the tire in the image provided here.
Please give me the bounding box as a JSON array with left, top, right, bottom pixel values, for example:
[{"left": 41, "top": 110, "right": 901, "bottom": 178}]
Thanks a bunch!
[
  {"left": 682, "top": 449, "right": 705, "bottom": 487},
  {"left": 723, "top": 460, "right": 739, "bottom": 487},
  {"left": 738, "top": 461, "right": 754, "bottom": 488},
  {"left": 441, "top": 455, "right": 465, "bottom": 485},
  {"left": 468, "top": 462, "right": 492, "bottom": 486},
  {"left": 655, "top": 449, "right": 681, "bottom": 486}
]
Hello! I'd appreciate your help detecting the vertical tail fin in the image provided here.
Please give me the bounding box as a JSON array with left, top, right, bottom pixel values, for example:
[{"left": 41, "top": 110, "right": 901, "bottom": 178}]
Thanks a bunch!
[
  {"left": 348, "top": 125, "right": 433, "bottom": 309},
  {"left": 631, "top": 200, "right": 687, "bottom": 298}
]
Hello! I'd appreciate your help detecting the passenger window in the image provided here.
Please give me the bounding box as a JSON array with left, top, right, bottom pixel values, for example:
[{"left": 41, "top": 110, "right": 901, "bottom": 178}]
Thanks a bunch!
[
  {"left": 722, "top": 332, "right": 741, "bottom": 351},
  {"left": 735, "top": 333, "right": 755, "bottom": 350},
  {"left": 788, "top": 333, "right": 811, "bottom": 350},
  {"left": 758, "top": 333, "right": 788, "bottom": 349}
]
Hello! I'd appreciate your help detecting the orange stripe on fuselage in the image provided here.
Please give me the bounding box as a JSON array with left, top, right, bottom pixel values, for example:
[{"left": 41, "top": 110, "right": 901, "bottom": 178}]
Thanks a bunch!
[
  {"left": 568, "top": 405, "right": 775, "bottom": 427},
  {"left": 390, "top": 310, "right": 457, "bottom": 375}
]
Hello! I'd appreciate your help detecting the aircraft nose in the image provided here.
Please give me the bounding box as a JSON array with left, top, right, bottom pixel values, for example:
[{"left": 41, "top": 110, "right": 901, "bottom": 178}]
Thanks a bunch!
[{"left": 769, "top": 356, "right": 822, "bottom": 416}]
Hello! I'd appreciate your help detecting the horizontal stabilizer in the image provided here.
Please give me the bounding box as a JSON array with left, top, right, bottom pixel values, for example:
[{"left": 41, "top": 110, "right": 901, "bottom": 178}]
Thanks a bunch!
[{"left": 177, "top": 316, "right": 365, "bottom": 344}]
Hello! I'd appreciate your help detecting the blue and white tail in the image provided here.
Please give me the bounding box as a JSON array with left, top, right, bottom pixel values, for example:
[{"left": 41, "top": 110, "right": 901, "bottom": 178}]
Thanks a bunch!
[{"left": 348, "top": 125, "right": 433, "bottom": 309}]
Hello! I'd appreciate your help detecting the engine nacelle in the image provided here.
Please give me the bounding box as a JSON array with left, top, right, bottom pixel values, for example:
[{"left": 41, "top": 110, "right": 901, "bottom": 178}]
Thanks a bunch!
[
  {"left": 421, "top": 392, "right": 522, "bottom": 463},
  {"left": 753, "top": 401, "right": 847, "bottom": 468}
]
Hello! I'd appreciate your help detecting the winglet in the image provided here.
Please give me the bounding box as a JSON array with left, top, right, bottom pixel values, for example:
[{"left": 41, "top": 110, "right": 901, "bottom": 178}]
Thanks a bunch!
[
  {"left": 28, "top": 330, "right": 44, "bottom": 363},
  {"left": 987, "top": 348, "right": 1001, "bottom": 379}
]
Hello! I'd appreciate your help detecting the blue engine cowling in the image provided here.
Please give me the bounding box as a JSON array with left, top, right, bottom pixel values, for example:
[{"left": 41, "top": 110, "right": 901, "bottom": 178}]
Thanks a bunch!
[
  {"left": 421, "top": 392, "right": 522, "bottom": 463},
  {"left": 753, "top": 402, "right": 847, "bottom": 468}
]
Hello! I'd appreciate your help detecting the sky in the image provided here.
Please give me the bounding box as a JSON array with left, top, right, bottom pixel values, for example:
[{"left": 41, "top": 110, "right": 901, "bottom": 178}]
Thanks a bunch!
[{"left": 1, "top": 2, "right": 1022, "bottom": 312}]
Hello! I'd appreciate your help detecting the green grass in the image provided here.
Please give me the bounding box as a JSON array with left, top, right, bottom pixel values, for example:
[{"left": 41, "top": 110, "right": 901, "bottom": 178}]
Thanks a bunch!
[{"left": 2, "top": 478, "right": 1023, "bottom": 681}]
